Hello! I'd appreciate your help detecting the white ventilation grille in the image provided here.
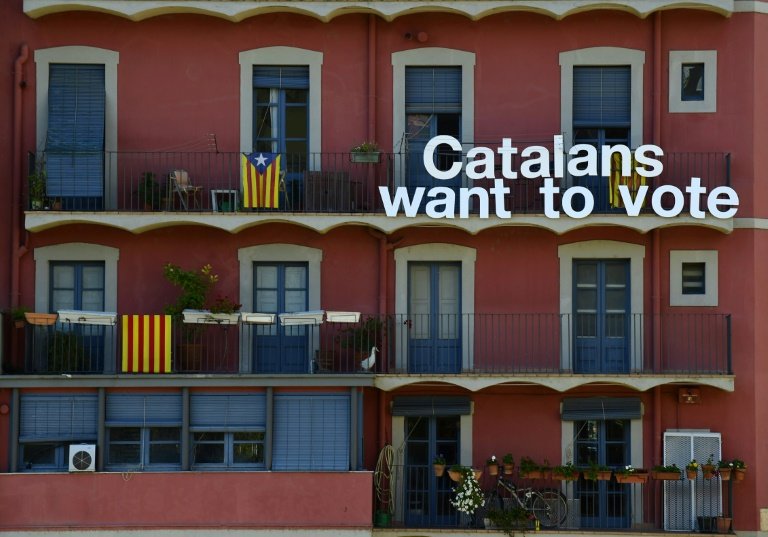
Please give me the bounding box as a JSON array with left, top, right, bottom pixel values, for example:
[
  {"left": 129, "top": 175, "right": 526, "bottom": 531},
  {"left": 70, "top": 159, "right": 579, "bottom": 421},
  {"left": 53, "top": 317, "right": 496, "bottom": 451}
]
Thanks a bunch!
[{"left": 68, "top": 444, "right": 96, "bottom": 472}]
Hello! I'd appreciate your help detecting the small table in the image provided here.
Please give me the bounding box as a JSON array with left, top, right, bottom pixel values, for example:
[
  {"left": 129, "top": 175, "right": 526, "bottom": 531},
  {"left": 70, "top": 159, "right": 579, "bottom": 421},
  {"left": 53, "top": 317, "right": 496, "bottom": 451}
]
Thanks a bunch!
[{"left": 211, "top": 190, "right": 239, "bottom": 212}]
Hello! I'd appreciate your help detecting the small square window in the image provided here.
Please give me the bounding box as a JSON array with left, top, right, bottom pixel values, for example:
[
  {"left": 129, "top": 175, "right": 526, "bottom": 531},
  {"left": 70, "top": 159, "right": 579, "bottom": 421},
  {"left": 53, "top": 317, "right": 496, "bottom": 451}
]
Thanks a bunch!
[
  {"left": 681, "top": 262, "right": 705, "bottom": 295},
  {"left": 681, "top": 63, "right": 705, "bottom": 101}
]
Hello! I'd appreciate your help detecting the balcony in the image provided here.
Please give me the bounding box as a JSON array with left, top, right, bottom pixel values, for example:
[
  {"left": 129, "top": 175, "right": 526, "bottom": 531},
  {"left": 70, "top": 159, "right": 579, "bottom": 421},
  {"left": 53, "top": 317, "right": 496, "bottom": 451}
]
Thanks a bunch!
[
  {"left": 24, "top": 150, "right": 733, "bottom": 234},
  {"left": 4, "top": 313, "right": 732, "bottom": 391},
  {"left": 382, "top": 466, "right": 735, "bottom": 532}
]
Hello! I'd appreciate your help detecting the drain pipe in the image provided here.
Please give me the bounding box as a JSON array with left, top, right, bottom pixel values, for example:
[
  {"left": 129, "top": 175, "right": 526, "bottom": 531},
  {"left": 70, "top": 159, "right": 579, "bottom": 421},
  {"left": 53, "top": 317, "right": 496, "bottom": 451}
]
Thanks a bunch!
[
  {"left": 652, "top": 11, "right": 663, "bottom": 470},
  {"left": 11, "top": 43, "right": 30, "bottom": 310}
]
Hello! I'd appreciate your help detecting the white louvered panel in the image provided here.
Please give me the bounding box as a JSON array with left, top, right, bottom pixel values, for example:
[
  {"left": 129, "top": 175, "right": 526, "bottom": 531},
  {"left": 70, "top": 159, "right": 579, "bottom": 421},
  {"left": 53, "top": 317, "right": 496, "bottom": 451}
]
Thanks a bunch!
[{"left": 663, "top": 431, "right": 721, "bottom": 532}]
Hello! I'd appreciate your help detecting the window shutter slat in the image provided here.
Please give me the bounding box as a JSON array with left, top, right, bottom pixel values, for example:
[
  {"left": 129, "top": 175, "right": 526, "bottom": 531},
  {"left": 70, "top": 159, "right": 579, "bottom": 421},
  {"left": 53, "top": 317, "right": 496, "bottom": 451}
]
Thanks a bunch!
[
  {"left": 20, "top": 395, "right": 98, "bottom": 442},
  {"left": 106, "top": 394, "right": 182, "bottom": 426},
  {"left": 190, "top": 394, "right": 266, "bottom": 432},
  {"left": 391, "top": 396, "right": 471, "bottom": 416},
  {"left": 406, "top": 67, "right": 461, "bottom": 113},
  {"left": 573, "top": 66, "right": 630, "bottom": 127},
  {"left": 561, "top": 397, "right": 642, "bottom": 420},
  {"left": 272, "top": 394, "right": 350, "bottom": 471},
  {"left": 254, "top": 66, "right": 309, "bottom": 89}
]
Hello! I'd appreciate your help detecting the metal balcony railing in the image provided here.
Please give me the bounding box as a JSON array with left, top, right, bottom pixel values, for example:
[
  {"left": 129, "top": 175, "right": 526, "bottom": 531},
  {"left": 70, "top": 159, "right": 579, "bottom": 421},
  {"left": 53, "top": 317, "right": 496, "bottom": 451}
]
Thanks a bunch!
[
  {"left": 26, "top": 150, "right": 730, "bottom": 216},
  {"left": 380, "top": 465, "right": 734, "bottom": 531},
  {"left": 8, "top": 312, "right": 731, "bottom": 376}
]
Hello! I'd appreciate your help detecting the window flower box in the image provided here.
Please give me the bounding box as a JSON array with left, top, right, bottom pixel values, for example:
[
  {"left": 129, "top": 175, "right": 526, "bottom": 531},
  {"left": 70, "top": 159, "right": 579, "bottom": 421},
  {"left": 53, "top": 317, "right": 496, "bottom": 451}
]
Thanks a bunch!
[{"left": 24, "top": 312, "right": 58, "bottom": 325}]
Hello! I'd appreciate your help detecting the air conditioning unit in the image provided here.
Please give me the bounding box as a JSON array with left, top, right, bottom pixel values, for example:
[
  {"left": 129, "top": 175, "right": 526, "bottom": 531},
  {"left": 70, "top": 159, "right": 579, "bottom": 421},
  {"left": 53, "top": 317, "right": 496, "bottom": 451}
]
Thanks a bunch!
[{"left": 68, "top": 444, "right": 96, "bottom": 472}]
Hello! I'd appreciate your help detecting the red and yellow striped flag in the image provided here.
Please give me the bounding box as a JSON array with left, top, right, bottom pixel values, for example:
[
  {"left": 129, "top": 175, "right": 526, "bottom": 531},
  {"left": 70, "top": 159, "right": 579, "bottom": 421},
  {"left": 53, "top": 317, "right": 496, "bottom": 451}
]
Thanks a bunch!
[
  {"left": 609, "top": 152, "right": 646, "bottom": 208},
  {"left": 242, "top": 152, "right": 281, "bottom": 208},
  {"left": 121, "top": 315, "right": 172, "bottom": 373}
]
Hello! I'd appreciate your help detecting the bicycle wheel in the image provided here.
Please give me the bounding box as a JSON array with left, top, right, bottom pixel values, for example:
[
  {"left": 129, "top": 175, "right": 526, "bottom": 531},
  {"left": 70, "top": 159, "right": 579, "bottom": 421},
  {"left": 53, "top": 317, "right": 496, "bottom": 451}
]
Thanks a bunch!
[{"left": 530, "top": 490, "right": 567, "bottom": 528}]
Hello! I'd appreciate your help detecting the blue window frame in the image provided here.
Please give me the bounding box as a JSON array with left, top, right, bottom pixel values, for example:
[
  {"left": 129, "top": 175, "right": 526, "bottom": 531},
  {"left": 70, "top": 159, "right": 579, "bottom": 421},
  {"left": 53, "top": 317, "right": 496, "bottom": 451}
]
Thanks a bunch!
[
  {"left": 405, "top": 67, "right": 462, "bottom": 192},
  {"left": 105, "top": 394, "right": 182, "bottom": 470},
  {"left": 253, "top": 66, "right": 309, "bottom": 206},
  {"left": 47, "top": 262, "right": 106, "bottom": 373},
  {"left": 573, "top": 260, "right": 630, "bottom": 374},
  {"left": 46, "top": 63, "right": 105, "bottom": 211},
  {"left": 573, "top": 66, "right": 631, "bottom": 211},
  {"left": 403, "top": 414, "right": 461, "bottom": 527},
  {"left": 253, "top": 263, "right": 309, "bottom": 373},
  {"left": 408, "top": 262, "right": 462, "bottom": 374},
  {"left": 272, "top": 394, "right": 350, "bottom": 471},
  {"left": 18, "top": 394, "right": 98, "bottom": 471},
  {"left": 190, "top": 393, "right": 267, "bottom": 469},
  {"left": 573, "top": 419, "right": 631, "bottom": 528}
]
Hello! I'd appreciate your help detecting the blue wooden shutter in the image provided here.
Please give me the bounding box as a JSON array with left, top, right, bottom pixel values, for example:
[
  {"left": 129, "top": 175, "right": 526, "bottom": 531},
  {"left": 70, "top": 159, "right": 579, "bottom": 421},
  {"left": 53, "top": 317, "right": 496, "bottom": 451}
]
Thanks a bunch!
[
  {"left": 19, "top": 394, "right": 98, "bottom": 442},
  {"left": 561, "top": 397, "right": 641, "bottom": 420},
  {"left": 106, "top": 394, "right": 182, "bottom": 426},
  {"left": 272, "top": 394, "right": 350, "bottom": 471},
  {"left": 573, "top": 66, "right": 631, "bottom": 127},
  {"left": 406, "top": 67, "right": 461, "bottom": 113},
  {"left": 46, "top": 63, "right": 105, "bottom": 198},
  {"left": 253, "top": 66, "right": 309, "bottom": 89},
  {"left": 190, "top": 394, "right": 266, "bottom": 432}
]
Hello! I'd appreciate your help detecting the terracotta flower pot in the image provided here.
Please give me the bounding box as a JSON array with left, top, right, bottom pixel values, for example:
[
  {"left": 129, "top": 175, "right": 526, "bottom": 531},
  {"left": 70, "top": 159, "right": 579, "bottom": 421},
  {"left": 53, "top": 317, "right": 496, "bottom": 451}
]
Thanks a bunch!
[
  {"left": 652, "top": 471, "right": 682, "bottom": 481},
  {"left": 433, "top": 463, "right": 446, "bottom": 477},
  {"left": 488, "top": 463, "right": 499, "bottom": 476},
  {"left": 686, "top": 468, "right": 698, "bottom": 480},
  {"left": 734, "top": 468, "right": 746, "bottom": 481},
  {"left": 448, "top": 469, "right": 463, "bottom": 482},
  {"left": 615, "top": 472, "right": 649, "bottom": 484},
  {"left": 719, "top": 468, "right": 732, "bottom": 481},
  {"left": 503, "top": 463, "right": 514, "bottom": 475},
  {"left": 703, "top": 464, "right": 716, "bottom": 479}
]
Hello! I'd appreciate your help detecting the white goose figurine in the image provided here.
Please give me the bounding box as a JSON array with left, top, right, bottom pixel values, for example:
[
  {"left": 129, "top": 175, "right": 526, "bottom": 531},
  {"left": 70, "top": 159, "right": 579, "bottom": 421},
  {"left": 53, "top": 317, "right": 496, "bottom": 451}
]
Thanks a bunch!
[{"left": 360, "top": 346, "right": 378, "bottom": 372}]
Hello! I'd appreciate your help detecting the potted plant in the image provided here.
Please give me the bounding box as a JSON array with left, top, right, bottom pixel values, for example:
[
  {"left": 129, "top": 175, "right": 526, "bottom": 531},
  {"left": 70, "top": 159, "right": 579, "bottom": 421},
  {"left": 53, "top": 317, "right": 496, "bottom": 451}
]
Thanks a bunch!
[
  {"left": 553, "top": 461, "right": 580, "bottom": 481},
  {"left": 9, "top": 306, "right": 30, "bottom": 328},
  {"left": 502, "top": 453, "right": 515, "bottom": 475},
  {"left": 448, "top": 464, "right": 465, "bottom": 482},
  {"left": 28, "top": 165, "right": 46, "bottom": 210},
  {"left": 585, "top": 461, "right": 612, "bottom": 481},
  {"left": 686, "top": 460, "right": 699, "bottom": 480},
  {"left": 449, "top": 467, "right": 485, "bottom": 515},
  {"left": 433, "top": 454, "right": 446, "bottom": 477},
  {"left": 487, "top": 505, "right": 531, "bottom": 533},
  {"left": 716, "top": 515, "right": 732, "bottom": 534},
  {"left": 519, "top": 456, "right": 541, "bottom": 479},
  {"left": 487, "top": 455, "right": 499, "bottom": 476},
  {"left": 717, "top": 459, "right": 733, "bottom": 481},
  {"left": 731, "top": 459, "right": 746, "bottom": 481},
  {"left": 615, "top": 465, "right": 649, "bottom": 484},
  {"left": 702, "top": 454, "right": 716, "bottom": 479},
  {"left": 135, "top": 171, "right": 162, "bottom": 210},
  {"left": 350, "top": 140, "right": 381, "bottom": 163},
  {"left": 652, "top": 464, "right": 682, "bottom": 481},
  {"left": 339, "top": 315, "right": 385, "bottom": 359}
]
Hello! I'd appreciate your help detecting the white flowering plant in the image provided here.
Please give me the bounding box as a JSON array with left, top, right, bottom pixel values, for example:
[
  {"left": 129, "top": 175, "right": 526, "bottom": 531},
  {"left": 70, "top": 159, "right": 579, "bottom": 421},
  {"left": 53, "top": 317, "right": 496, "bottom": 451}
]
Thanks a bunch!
[{"left": 450, "top": 467, "right": 485, "bottom": 515}]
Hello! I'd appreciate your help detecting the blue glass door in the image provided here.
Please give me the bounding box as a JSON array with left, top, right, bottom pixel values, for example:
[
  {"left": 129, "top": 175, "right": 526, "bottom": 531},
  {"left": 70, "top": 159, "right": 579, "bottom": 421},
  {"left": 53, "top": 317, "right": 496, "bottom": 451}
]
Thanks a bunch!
[
  {"left": 408, "top": 263, "right": 461, "bottom": 373},
  {"left": 404, "top": 415, "right": 460, "bottom": 527},
  {"left": 574, "top": 419, "right": 631, "bottom": 528},
  {"left": 253, "top": 263, "right": 308, "bottom": 373},
  {"left": 573, "top": 260, "right": 629, "bottom": 373}
]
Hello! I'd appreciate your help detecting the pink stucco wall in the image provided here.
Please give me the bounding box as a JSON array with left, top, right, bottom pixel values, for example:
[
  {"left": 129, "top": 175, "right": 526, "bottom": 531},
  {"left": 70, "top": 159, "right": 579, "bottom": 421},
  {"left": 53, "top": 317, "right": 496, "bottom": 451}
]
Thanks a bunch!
[{"left": 0, "top": 471, "right": 373, "bottom": 529}]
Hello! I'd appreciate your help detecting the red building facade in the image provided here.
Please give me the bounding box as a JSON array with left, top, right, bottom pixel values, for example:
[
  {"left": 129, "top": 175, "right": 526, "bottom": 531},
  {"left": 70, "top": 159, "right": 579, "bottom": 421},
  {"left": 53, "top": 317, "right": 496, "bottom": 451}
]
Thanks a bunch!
[{"left": 1, "top": 0, "right": 766, "bottom": 535}]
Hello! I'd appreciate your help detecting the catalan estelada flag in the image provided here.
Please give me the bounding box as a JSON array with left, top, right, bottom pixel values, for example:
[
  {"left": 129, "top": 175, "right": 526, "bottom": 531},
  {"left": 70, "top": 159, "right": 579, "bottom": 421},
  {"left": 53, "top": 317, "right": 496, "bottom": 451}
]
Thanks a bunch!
[
  {"left": 121, "top": 315, "right": 172, "bottom": 373},
  {"left": 609, "top": 152, "right": 646, "bottom": 208},
  {"left": 242, "top": 152, "right": 281, "bottom": 208}
]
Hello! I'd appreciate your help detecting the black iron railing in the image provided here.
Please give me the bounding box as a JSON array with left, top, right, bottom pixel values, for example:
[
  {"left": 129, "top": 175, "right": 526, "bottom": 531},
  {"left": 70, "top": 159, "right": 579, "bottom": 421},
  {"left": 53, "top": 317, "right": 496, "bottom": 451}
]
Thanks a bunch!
[
  {"left": 26, "top": 150, "right": 731, "bottom": 216},
  {"left": 9, "top": 312, "right": 731, "bottom": 376}
]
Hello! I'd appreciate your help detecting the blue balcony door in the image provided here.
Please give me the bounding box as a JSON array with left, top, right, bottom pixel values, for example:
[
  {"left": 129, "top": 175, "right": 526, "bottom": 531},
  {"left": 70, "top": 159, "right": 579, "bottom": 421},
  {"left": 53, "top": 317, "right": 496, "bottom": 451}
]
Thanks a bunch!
[
  {"left": 405, "top": 67, "right": 462, "bottom": 194},
  {"left": 408, "top": 263, "right": 461, "bottom": 373},
  {"left": 404, "top": 415, "right": 460, "bottom": 527},
  {"left": 574, "top": 419, "right": 631, "bottom": 528},
  {"left": 253, "top": 66, "right": 309, "bottom": 208},
  {"left": 46, "top": 64, "right": 105, "bottom": 211},
  {"left": 572, "top": 66, "right": 631, "bottom": 212},
  {"left": 573, "top": 260, "right": 629, "bottom": 373},
  {"left": 252, "top": 263, "right": 309, "bottom": 373},
  {"left": 48, "top": 262, "right": 106, "bottom": 372}
]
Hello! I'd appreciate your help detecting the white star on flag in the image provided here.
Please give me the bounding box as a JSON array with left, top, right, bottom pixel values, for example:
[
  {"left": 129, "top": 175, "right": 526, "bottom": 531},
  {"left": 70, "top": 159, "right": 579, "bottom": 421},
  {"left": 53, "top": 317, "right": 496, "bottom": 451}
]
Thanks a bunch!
[{"left": 255, "top": 153, "right": 268, "bottom": 167}]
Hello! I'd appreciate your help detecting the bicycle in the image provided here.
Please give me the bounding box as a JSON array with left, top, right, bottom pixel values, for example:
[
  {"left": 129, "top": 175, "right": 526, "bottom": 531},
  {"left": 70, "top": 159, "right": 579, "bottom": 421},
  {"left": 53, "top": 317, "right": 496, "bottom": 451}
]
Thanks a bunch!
[{"left": 484, "top": 473, "right": 568, "bottom": 529}]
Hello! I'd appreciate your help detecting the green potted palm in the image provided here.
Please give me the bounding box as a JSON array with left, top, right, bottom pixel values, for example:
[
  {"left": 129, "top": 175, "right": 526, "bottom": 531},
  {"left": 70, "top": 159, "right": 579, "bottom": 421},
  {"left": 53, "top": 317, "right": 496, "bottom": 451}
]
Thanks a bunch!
[{"left": 135, "top": 172, "right": 162, "bottom": 210}]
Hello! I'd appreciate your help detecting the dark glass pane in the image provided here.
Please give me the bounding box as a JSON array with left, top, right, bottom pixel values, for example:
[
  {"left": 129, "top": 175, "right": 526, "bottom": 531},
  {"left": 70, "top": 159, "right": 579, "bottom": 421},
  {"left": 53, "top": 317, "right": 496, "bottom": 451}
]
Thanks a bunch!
[
  {"left": 234, "top": 432, "right": 265, "bottom": 441},
  {"left": 605, "top": 444, "right": 625, "bottom": 467},
  {"left": 576, "top": 313, "right": 596, "bottom": 337},
  {"left": 576, "top": 444, "right": 598, "bottom": 465},
  {"left": 604, "top": 128, "right": 630, "bottom": 142},
  {"left": 234, "top": 442, "right": 263, "bottom": 464},
  {"left": 573, "top": 129, "right": 598, "bottom": 143},
  {"left": 194, "top": 432, "right": 225, "bottom": 442},
  {"left": 109, "top": 443, "right": 140, "bottom": 463},
  {"left": 150, "top": 443, "right": 180, "bottom": 464},
  {"left": 194, "top": 443, "right": 224, "bottom": 464},
  {"left": 576, "top": 420, "right": 598, "bottom": 440},
  {"left": 406, "top": 417, "right": 428, "bottom": 440},
  {"left": 435, "top": 416, "right": 459, "bottom": 440},
  {"left": 151, "top": 428, "right": 180, "bottom": 442},
  {"left": 285, "top": 89, "right": 308, "bottom": 104},
  {"left": 22, "top": 443, "right": 57, "bottom": 466},
  {"left": 110, "top": 427, "right": 141, "bottom": 441},
  {"left": 682, "top": 262, "right": 706, "bottom": 294},
  {"left": 605, "top": 420, "right": 626, "bottom": 441},
  {"left": 576, "top": 263, "right": 597, "bottom": 284},
  {"left": 255, "top": 88, "right": 273, "bottom": 103},
  {"left": 409, "top": 441, "right": 429, "bottom": 465},
  {"left": 254, "top": 106, "right": 275, "bottom": 139},
  {"left": 285, "top": 106, "right": 308, "bottom": 138},
  {"left": 254, "top": 140, "right": 276, "bottom": 153},
  {"left": 682, "top": 63, "right": 705, "bottom": 101}
]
